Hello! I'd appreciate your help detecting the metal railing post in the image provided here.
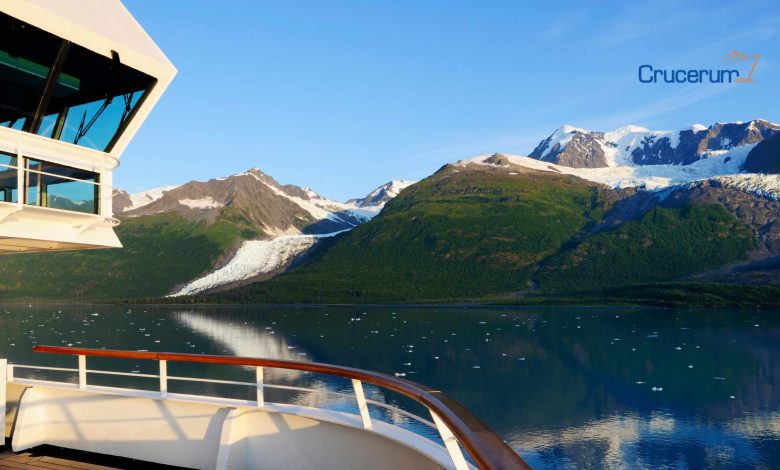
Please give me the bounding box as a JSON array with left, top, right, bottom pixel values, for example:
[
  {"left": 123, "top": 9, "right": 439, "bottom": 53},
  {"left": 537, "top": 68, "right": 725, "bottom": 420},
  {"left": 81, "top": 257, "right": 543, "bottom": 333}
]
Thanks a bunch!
[
  {"left": 430, "top": 410, "right": 469, "bottom": 470},
  {"left": 352, "top": 379, "right": 372, "bottom": 429},
  {"left": 256, "top": 366, "right": 264, "bottom": 407},
  {"left": 78, "top": 355, "right": 86, "bottom": 390},
  {"left": 159, "top": 360, "right": 168, "bottom": 398}
]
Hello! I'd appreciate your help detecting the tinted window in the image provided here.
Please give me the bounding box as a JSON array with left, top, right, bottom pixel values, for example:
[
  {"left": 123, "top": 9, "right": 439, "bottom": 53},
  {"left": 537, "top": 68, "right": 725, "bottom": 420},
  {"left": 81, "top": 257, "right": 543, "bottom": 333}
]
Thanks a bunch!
[
  {"left": 25, "top": 159, "right": 99, "bottom": 214},
  {"left": 0, "top": 12, "right": 62, "bottom": 131},
  {"left": 0, "top": 12, "right": 156, "bottom": 152},
  {"left": 0, "top": 151, "right": 18, "bottom": 203},
  {"left": 42, "top": 43, "right": 155, "bottom": 151}
]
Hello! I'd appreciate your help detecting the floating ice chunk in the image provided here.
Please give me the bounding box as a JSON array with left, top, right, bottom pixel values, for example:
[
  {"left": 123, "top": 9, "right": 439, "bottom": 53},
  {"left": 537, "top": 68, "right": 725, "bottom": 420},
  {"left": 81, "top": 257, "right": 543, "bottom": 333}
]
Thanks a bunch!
[
  {"left": 730, "top": 395, "right": 736, "bottom": 399},
  {"left": 472, "top": 366, "right": 481, "bottom": 369},
  {"left": 675, "top": 346, "right": 682, "bottom": 350},
  {"left": 394, "top": 372, "right": 406, "bottom": 377},
  {"left": 651, "top": 387, "right": 663, "bottom": 392},
  {"left": 688, "top": 365, "right": 694, "bottom": 369},
  {"left": 714, "top": 377, "right": 726, "bottom": 380}
]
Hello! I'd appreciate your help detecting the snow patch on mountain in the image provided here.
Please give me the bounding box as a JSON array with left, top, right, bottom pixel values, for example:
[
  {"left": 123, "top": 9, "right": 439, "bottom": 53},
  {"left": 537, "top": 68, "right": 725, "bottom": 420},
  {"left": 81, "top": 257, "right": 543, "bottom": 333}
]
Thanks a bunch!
[
  {"left": 366, "top": 179, "right": 415, "bottom": 200},
  {"left": 710, "top": 174, "right": 780, "bottom": 201},
  {"left": 599, "top": 125, "right": 681, "bottom": 166},
  {"left": 170, "top": 230, "right": 348, "bottom": 297},
  {"left": 348, "top": 179, "right": 417, "bottom": 208},
  {"left": 179, "top": 197, "right": 224, "bottom": 210},
  {"left": 126, "top": 185, "right": 179, "bottom": 211}
]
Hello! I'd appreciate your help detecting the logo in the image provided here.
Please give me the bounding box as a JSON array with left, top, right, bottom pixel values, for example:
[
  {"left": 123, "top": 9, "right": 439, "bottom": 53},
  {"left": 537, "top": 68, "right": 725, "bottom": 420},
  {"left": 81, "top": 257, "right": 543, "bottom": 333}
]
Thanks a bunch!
[
  {"left": 723, "top": 50, "right": 759, "bottom": 83},
  {"left": 638, "top": 51, "right": 759, "bottom": 84}
]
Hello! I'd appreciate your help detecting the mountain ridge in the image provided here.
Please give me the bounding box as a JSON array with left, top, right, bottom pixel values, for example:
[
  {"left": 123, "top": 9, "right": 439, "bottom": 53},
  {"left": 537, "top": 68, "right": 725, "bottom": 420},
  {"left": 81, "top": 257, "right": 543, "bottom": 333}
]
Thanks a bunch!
[{"left": 529, "top": 119, "right": 780, "bottom": 169}]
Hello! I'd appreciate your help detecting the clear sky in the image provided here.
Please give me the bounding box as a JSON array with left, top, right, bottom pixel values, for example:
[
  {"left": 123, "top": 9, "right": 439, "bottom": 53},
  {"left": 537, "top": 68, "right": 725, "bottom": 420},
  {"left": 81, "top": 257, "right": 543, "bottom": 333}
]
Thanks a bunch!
[{"left": 120, "top": 0, "right": 780, "bottom": 201}]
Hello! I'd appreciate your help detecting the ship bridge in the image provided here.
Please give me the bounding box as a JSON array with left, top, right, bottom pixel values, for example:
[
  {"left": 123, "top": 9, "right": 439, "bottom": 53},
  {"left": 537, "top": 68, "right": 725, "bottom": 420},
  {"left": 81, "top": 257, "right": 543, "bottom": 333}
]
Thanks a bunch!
[{"left": 0, "top": 0, "right": 175, "bottom": 253}]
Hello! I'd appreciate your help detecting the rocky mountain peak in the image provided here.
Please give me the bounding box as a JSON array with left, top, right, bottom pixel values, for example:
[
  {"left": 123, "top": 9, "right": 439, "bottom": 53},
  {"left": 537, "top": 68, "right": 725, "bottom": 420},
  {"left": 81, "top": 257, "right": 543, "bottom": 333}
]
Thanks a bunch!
[
  {"left": 529, "top": 126, "right": 607, "bottom": 168},
  {"left": 112, "top": 166, "right": 379, "bottom": 236}
]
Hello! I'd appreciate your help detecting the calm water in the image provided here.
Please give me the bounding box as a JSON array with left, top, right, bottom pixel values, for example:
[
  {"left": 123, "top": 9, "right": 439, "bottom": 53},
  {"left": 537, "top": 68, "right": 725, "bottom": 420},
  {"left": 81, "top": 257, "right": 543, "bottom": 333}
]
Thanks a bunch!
[{"left": 0, "top": 305, "right": 778, "bottom": 469}]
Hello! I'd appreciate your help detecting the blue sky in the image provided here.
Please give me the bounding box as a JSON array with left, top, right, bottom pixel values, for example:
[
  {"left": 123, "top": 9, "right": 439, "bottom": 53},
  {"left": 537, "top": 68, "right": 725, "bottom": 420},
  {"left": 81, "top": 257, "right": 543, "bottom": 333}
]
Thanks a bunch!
[{"left": 120, "top": 0, "right": 780, "bottom": 201}]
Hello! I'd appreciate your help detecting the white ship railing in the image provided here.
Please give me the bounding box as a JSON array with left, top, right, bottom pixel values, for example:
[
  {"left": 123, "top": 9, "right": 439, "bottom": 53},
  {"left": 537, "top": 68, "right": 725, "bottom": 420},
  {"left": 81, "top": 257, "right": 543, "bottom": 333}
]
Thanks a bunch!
[{"left": 2, "top": 346, "right": 529, "bottom": 470}]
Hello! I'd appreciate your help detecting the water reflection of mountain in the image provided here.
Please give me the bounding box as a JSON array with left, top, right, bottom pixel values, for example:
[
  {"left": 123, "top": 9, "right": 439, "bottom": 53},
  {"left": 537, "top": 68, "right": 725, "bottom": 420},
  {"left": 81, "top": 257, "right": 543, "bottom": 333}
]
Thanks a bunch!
[
  {"left": 174, "top": 310, "right": 433, "bottom": 434},
  {"left": 175, "top": 310, "right": 306, "bottom": 381}
]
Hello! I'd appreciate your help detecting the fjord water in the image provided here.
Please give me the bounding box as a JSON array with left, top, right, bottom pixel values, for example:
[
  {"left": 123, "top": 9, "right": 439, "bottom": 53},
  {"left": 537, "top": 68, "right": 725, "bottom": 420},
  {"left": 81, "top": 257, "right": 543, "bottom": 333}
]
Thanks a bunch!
[{"left": 1, "top": 306, "right": 778, "bottom": 469}]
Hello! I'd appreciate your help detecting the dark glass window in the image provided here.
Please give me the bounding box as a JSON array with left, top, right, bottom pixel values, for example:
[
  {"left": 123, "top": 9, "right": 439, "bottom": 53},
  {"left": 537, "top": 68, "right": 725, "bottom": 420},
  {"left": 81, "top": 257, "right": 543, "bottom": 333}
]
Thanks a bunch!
[
  {"left": 0, "top": 12, "right": 156, "bottom": 152},
  {"left": 41, "top": 43, "right": 155, "bottom": 151},
  {"left": 0, "top": 151, "right": 18, "bottom": 203},
  {"left": 25, "top": 159, "right": 99, "bottom": 214},
  {"left": 0, "top": 12, "right": 62, "bottom": 131}
]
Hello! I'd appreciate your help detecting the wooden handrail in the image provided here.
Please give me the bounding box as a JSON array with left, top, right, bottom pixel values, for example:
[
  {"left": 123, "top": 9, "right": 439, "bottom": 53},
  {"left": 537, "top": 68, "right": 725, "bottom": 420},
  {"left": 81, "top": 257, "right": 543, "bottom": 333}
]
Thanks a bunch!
[{"left": 32, "top": 345, "right": 530, "bottom": 470}]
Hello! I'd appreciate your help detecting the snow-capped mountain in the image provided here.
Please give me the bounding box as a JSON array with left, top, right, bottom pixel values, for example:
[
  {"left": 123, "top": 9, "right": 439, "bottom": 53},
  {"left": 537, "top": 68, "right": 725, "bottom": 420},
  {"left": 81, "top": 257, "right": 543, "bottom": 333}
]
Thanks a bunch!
[
  {"left": 347, "top": 179, "right": 416, "bottom": 207},
  {"left": 113, "top": 167, "right": 379, "bottom": 235},
  {"left": 530, "top": 119, "right": 780, "bottom": 169},
  {"left": 111, "top": 170, "right": 416, "bottom": 296}
]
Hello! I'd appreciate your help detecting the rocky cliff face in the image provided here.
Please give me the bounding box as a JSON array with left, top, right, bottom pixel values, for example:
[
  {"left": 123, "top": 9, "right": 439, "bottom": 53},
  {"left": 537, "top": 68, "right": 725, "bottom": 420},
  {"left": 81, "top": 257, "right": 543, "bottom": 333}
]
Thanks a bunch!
[
  {"left": 742, "top": 133, "right": 780, "bottom": 174},
  {"left": 111, "top": 189, "right": 133, "bottom": 213},
  {"left": 530, "top": 128, "right": 608, "bottom": 168}
]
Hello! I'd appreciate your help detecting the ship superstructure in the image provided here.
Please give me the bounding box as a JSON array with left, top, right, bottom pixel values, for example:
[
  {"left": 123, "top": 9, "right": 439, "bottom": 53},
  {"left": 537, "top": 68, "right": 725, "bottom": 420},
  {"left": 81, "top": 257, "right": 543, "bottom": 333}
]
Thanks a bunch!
[{"left": 0, "top": 0, "right": 175, "bottom": 252}]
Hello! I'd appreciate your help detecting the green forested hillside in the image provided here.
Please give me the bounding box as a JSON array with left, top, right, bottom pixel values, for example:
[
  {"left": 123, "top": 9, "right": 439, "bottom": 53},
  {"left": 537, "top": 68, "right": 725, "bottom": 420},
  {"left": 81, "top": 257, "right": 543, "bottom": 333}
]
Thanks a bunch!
[
  {"left": 0, "top": 213, "right": 243, "bottom": 301},
  {"left": 535, "top": 204, "right": 757, "bottom": 292},
  {"left": 207, "top": 164, "right": 760, "bottom": 304},
  {"left": 0, "top": 162, "right": 767, "bottom": 305},
  {"left": 209, "top": 165, "right": 614, "bottom": 302}
]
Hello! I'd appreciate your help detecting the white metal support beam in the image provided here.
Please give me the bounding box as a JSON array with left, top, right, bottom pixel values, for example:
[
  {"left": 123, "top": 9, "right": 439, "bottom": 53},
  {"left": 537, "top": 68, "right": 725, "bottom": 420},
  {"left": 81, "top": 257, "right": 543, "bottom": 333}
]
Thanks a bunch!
[
  {"left": 77, "top": 355, "right": 86, "bottom": 390},
  {"left": 430, "top": 410, "right": 469, "bottom": 470},
  {"left": 255, "top": 366, "right": 264, "bottom": 407},
  {"left": 159, "top": 360, "right": 168, "bottom": 399},
  {"left": 352, "top": 379, "right": 372, "bottom": 429}
]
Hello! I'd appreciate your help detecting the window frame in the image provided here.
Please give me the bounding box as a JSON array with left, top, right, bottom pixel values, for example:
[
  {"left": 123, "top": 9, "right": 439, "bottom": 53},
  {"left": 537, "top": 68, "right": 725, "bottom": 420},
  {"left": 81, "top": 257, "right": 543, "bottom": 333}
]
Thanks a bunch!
[{"left": 21, "top": 156, "right": 100, "bottom": 215}]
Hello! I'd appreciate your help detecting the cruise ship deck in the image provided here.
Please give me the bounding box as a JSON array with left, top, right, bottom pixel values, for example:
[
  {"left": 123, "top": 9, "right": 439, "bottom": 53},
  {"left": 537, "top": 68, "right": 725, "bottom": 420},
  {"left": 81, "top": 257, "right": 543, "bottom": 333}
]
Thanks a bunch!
[{"left": 0, "top": 443, "right": 189, "bottom": 470}]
